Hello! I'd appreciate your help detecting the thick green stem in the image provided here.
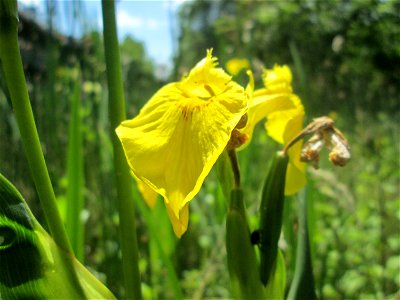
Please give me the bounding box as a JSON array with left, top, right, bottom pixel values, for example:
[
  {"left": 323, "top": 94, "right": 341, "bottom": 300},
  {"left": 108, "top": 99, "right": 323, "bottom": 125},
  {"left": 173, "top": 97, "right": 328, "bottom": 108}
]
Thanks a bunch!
[
  {"left": 0, "top": 2, "right": 71, "bottom": 254},
  {"left": 101, "top": 0, "right": 142, "bottom": 299}
]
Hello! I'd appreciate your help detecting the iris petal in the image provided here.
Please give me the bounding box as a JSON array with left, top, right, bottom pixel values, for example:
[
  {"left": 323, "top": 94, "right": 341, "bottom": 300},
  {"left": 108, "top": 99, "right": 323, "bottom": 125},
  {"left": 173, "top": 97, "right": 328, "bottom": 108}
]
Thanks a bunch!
[
  {"left": 116, "top": 50, "right": 247, "bottom": 236},
  {"left": 265, "top": 95, "right": 306, "bottom": 195},
  {"left": 245, "top": 65, "right": 306, "bottom": 196},
  {"left": 166, "top": 203, "right": 189, "bottom": 238}
]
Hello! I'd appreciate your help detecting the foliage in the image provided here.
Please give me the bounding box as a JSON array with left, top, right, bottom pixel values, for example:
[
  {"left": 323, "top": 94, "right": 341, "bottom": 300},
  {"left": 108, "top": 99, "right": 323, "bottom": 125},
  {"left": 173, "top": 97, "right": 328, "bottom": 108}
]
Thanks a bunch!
[
  {"left": 0, "top": 0, "right": 398, "bottom": 299},
  {"left": 174, "top": 0, "right": 400, "bottom": 116}
]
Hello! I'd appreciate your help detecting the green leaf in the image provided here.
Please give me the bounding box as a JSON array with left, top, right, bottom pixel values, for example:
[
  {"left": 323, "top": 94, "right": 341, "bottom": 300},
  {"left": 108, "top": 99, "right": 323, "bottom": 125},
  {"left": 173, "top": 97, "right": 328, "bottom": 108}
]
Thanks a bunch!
[
  {"left": 264, "top": 250, "right": 286, "bottom": 299},
  {"left": 65, "top": 68, "right": 85, "bottom": 262},
  {"left": 286, "top": 189, "right": 318, "bottom": 300},
  {"left": 258, "top": 151, "right": 289, "bottom": 286},
  {"left": 226, "top": 188, "right": 263, "bottom": 299},
  {"left": 0, "top": 173, "right": 116, "bottom": 299}
]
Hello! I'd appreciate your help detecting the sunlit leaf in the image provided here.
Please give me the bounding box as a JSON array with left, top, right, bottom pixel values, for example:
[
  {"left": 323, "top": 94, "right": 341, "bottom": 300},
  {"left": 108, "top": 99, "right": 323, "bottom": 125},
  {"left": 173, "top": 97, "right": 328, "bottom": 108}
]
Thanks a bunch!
[{"left": 0, "top": 173, "right": 116, "bottom": 299}]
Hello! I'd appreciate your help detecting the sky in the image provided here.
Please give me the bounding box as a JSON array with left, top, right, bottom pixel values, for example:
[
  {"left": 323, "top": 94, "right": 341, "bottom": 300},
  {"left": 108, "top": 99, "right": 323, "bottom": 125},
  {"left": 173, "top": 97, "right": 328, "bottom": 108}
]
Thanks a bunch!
[{"left": 18, "top": 0, "right": 188, "bottom": 69}]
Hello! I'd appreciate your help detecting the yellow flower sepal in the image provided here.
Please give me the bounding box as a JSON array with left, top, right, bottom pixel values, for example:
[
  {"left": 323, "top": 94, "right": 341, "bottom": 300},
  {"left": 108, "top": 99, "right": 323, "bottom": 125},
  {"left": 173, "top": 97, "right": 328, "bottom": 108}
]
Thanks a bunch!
[{"left": 116, "top": 50, "right": 247, "bottom": 237}]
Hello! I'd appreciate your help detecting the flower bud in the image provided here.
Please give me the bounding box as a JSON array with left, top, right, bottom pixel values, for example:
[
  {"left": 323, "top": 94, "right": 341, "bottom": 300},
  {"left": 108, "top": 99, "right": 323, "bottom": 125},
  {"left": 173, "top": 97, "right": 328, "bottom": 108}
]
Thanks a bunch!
[{"left": 258, "top": 151, "right": 289, "bottom": 286}]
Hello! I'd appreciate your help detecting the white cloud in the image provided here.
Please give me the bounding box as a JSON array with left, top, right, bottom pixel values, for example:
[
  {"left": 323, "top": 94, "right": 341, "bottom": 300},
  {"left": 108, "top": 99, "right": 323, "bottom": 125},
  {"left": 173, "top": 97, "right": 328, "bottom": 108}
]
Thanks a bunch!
[
  {"left": 116, "top": 11, "right": 164, "bottom": 31},
  {"left": 117, "top": 11, "right": 143, "bottom": 28}
]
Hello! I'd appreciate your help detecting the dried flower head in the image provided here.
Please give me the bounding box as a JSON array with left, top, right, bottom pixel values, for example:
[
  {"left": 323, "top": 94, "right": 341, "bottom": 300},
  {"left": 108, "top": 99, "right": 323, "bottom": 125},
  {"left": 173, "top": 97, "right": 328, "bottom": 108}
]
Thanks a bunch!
[{"left": 298, "top": 117, "right": 351, "bottom": 168}]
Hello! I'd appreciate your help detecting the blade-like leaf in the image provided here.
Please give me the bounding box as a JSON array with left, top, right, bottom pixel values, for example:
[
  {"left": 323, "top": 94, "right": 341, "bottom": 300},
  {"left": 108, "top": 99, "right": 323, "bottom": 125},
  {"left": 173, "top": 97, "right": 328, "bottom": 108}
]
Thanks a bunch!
[
  {"left": 0, "top": 173, "right": 116, "bottom": 299},
  {"left": 286, "top": 189, "right": 318, "bottom": 300},
  {"left": 65, "top": 68, "right": 85, "bottom": 262},
  {"left": 258, "top": 151, "right": 289, "bottom": 285}
]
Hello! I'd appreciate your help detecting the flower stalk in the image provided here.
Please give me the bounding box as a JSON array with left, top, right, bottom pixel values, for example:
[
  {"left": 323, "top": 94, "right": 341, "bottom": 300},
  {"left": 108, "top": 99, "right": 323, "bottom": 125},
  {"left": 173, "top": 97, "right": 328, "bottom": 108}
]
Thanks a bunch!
[
  {"left": 101, "top": 0, "right": 142, "bottom": 298},
  {"left": 227, "top": 149, "right": 241, "bottom": 188}
]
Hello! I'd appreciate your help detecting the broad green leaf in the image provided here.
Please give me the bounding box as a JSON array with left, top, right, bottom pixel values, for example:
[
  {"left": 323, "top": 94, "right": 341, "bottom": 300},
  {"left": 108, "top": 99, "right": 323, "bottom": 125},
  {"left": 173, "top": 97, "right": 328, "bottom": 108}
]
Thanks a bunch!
[
  {"left": 226, "top": 188, "right": 263, "bottom": 299},
  {"left": 0, "top": 173, "right": 116, "bottom": 299},
  {"left": 264, "top": 250, "right": 286, "bottom": 299},
  {"left": 286, "top": 189, "right": 318, "bottom": 300}
]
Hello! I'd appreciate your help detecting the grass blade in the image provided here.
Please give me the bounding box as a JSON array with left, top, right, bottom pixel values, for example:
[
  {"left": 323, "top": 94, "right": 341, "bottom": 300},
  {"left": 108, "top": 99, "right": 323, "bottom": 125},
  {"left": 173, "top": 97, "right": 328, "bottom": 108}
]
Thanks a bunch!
[
  {"left": 286, "top": 188, "right": 318, "bottom": 300},
  {"left": 65, "top": 69, "right": 85, "bottom": 262}
]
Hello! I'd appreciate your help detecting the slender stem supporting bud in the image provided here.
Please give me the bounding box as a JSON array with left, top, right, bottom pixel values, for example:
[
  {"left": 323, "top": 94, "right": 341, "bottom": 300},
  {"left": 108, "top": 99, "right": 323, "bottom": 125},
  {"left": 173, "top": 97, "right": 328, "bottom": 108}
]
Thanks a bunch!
[{"left": 227, "top": 149, "right": 241, "bottom": 188}]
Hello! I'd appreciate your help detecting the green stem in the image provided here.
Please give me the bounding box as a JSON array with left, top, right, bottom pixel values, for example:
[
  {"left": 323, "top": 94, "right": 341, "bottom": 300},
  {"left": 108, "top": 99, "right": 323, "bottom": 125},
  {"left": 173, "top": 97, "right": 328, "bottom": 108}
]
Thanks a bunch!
[
  {"left": 227, "top": 149, "right": 241, "bottom": 188},
  {"left": 101, "top": 0, "right": 142, "bottom": 299},
  {"left": 0, "top": 1, "right": 71, "bottom": 254}
]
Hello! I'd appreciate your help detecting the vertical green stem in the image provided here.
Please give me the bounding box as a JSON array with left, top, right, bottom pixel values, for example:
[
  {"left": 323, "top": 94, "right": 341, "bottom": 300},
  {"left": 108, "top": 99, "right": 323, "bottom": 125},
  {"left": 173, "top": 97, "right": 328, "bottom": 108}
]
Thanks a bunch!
[
  {"left": 101, "top": 0, "right": 142, "bottom": 299},
  {"left": 227, "top": 149, "right": 241, "bottom": 188},
  {"left": 0, "top": 0, "right": 71, "bottom": 254}
]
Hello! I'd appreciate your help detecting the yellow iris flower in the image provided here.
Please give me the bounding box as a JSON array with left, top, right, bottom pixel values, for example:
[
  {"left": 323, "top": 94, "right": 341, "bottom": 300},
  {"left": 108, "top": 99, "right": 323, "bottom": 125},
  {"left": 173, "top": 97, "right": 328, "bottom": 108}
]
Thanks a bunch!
[
  {"left": 242, "top": 65, "right": 306, "bottom": 195},
  {"left": 116, "top": 50, "right": 248, "bottom": 237}
]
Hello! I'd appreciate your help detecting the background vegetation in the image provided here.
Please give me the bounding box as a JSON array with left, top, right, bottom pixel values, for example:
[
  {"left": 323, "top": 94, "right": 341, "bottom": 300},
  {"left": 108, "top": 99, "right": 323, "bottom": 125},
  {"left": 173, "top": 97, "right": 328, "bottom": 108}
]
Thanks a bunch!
[{"left": 0, "top": 0, "right": 399, "bottom": 299}]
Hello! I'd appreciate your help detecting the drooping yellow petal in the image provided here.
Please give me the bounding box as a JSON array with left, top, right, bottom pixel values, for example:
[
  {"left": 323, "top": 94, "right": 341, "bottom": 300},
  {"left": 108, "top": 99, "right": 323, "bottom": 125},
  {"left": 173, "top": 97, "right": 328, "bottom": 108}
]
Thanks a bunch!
[
  {"left": 116, "top": 50, "right": 247, "bottom": 237},
  {"left": 165, "top": 202, "right": 189, "bottom": 238}
]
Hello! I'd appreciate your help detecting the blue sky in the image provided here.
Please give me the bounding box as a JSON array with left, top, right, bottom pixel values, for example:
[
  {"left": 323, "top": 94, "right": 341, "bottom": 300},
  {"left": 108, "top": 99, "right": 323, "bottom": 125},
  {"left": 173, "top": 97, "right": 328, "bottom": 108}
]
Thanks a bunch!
[{"left": 19, "top": 0, "right": 187, "bottom": 68}]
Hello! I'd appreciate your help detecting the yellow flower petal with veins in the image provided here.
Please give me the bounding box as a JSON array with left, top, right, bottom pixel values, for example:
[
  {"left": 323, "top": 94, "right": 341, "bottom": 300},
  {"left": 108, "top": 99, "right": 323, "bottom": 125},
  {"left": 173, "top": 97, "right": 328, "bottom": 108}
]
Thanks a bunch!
[{"left": 116, "top": 50, "right": 247, "bottom": 237}]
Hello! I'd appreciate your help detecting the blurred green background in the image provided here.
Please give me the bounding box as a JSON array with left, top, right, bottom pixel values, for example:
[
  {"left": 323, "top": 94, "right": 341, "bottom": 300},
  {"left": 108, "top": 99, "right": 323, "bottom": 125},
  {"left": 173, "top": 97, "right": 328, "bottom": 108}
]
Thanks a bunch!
[{"left": 0, "top": 0, "right": 399, "bottom": 299}]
